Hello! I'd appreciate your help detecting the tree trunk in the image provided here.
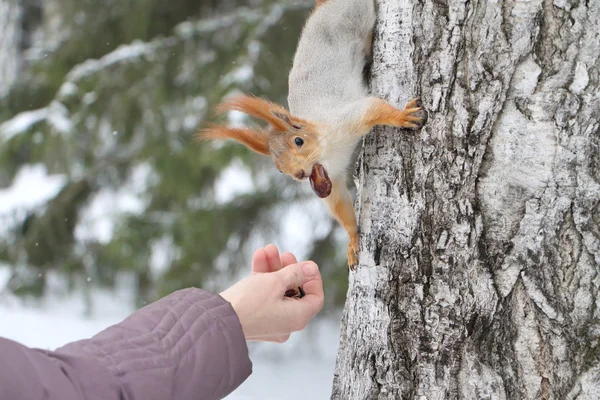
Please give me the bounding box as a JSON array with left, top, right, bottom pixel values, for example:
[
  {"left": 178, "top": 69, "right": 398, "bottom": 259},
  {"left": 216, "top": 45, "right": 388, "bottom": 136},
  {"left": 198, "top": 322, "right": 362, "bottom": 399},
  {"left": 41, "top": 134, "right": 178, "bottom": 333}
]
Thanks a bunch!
[{"left": 332, "top": 0, "right": 599, "bottom": 398}]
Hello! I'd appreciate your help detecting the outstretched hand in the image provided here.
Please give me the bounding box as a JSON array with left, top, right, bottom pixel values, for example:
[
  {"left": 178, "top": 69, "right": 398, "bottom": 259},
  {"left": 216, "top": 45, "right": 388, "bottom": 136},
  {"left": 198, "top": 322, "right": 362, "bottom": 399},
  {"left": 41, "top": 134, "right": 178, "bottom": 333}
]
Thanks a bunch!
[{"left": 219, "top": 244, "right": 324, "bottom": 342}]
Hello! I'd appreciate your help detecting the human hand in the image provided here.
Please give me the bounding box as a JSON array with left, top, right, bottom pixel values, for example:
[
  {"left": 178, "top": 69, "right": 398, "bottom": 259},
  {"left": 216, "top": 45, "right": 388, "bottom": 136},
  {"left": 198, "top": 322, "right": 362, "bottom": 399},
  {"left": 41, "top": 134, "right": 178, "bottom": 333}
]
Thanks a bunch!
[{"left": 219, "top": 244, "right": 324, "bottom": 342}]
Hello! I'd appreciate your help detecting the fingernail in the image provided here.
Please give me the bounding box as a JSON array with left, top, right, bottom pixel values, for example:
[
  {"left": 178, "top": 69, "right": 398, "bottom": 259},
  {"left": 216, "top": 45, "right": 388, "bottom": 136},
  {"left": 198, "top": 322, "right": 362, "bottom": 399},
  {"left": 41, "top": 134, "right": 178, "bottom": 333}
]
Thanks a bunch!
[{"left": 302, "top": 262, "right": 317, "bottom": 277}]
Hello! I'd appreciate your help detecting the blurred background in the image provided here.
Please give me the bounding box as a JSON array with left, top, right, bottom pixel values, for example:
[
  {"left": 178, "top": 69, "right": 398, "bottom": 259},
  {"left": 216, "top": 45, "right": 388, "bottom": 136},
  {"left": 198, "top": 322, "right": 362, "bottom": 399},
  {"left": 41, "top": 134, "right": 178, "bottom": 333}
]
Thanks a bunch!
[{"left": 0, "top": 0, "right": 350, "bottom": 397}]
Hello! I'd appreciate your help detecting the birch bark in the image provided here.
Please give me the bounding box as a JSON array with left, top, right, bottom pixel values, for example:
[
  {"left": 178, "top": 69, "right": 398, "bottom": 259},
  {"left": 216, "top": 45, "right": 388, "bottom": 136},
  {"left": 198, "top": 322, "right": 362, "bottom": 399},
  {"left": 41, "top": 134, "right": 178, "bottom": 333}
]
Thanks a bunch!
[{"left": 332, "top": 0, "right": 600, "bottom": 398}]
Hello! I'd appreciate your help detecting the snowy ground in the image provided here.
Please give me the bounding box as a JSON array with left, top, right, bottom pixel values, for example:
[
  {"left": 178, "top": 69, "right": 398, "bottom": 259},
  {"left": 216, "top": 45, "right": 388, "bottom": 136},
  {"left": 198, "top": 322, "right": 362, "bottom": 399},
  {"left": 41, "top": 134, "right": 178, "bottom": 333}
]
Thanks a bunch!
[{"left": 0, "top": 266, "right": 340, "bottom": 400}]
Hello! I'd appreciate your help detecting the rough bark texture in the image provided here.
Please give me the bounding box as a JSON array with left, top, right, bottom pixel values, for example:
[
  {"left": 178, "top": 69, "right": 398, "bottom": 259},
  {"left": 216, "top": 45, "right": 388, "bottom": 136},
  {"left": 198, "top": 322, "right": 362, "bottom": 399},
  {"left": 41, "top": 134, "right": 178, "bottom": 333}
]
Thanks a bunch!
[{"left": 332, "top": 0, "right": 599, "bottom": 399}]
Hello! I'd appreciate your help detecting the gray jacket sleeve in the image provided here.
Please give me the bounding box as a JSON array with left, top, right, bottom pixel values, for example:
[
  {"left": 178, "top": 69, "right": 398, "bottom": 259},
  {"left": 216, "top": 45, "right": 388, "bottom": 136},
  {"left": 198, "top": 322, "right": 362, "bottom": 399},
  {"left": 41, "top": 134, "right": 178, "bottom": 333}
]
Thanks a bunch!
[{"left": 0, "top": 288, "right": 252, "bottom": 400}]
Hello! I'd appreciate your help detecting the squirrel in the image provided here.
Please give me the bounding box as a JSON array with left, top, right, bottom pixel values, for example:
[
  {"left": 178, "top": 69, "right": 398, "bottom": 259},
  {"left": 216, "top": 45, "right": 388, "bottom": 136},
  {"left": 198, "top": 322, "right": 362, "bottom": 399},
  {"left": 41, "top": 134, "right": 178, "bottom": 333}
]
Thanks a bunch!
[{"left": 198, "top": 0, "right": 426, "bottom": 270}]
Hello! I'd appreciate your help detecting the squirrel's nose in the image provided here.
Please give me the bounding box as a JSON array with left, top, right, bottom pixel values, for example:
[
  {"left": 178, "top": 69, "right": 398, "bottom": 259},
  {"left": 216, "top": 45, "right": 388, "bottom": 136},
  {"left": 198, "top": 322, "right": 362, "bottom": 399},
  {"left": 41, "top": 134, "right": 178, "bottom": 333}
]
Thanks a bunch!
[{"left": 295, "top": 170, "right": 307, "bottom": 180}]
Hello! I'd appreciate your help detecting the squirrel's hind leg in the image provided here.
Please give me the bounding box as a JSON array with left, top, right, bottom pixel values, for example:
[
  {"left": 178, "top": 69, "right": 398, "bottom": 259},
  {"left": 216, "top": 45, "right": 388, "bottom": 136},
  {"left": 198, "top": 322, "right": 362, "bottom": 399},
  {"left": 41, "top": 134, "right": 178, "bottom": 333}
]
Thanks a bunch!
[{"left": 322, "top": 177, "right": 359, "bottom": 270}]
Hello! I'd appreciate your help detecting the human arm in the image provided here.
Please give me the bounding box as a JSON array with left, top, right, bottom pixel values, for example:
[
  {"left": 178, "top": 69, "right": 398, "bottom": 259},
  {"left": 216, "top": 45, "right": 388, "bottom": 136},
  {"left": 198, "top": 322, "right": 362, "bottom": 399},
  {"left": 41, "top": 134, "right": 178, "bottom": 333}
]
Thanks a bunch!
[
  {"left": 0, "top": 246, "right": 324, "bottom": 400},
  {"left": 0, "top": 289, "right": 251, "bottom": 400}
]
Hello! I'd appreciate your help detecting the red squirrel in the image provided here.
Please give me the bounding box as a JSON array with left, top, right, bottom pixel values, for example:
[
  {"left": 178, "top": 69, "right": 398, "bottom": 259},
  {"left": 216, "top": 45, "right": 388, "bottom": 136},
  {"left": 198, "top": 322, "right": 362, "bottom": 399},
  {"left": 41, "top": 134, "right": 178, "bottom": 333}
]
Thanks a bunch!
[{"left": 198, "top": 0, "right": 426, "bottom": 270}]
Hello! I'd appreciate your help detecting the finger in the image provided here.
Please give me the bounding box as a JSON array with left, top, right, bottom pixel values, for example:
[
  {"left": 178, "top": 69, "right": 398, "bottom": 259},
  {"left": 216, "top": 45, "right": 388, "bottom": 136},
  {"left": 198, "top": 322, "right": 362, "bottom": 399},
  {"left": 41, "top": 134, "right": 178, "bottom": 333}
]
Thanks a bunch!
[
  {"left": 301, "top": 268, "right": 324, "bottom": 299},
  {"left": 280, "top": 251, "right": 297, "bottom": 268},
  {"left": 280, "top": 252, "right": 303, "bottom": 297},
  {"left": 264, "top": 244, "right": 282, "bottom": 273},
  {"left": 277, "top": 293, "right": 324, "bottom": 333},
  {"left": 272, "top": 263, "right": 324, "bottom": 334},
  {"left": 274, "top": 261, "right": 319, "bottom": 290},
  {"left": 284, "top": 264, "right": 324, "bottom": 320},
  {"left": 251, "top": 247, "right": 268, "bottom": 275}
]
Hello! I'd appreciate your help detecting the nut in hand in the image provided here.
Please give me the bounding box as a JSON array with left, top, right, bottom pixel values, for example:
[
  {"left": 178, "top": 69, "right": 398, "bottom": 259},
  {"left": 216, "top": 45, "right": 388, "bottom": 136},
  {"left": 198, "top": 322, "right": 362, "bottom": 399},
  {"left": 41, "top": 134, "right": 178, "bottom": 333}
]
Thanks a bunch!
[{"left": 284, "top": 287, "right": 305, "bottom": 299}]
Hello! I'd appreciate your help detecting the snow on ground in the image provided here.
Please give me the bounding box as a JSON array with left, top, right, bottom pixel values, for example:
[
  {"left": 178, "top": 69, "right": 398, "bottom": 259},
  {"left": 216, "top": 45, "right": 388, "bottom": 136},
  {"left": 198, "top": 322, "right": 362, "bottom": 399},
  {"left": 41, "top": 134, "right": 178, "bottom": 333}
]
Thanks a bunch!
[
  {"left": 232, "top": 312, "right": 340, "bottom": 400},
  {"left": 0, "top": 267, "right": 340, "bottom": 399},
  {"left": 0, "top": 269, "right": 135, "bottom": 349}
]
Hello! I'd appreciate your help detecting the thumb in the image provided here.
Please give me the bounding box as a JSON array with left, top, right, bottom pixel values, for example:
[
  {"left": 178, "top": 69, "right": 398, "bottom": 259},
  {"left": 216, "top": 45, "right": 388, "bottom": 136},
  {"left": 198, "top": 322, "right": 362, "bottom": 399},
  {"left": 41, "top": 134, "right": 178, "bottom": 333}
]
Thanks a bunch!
[{"left": 274, "top": 261, "right": 318, "bottom": 289}]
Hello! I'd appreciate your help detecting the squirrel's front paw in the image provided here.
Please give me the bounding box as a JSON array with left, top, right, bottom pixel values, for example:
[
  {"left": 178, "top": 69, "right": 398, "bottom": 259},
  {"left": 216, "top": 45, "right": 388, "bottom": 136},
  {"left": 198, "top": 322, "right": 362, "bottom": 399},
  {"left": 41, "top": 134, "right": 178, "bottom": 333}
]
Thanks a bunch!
[
  {"left": 403, "top": 98, "right": 428, "bottom": 130},
  {"left": 347, "top": 240, "right": 359, "bottom": 271}
]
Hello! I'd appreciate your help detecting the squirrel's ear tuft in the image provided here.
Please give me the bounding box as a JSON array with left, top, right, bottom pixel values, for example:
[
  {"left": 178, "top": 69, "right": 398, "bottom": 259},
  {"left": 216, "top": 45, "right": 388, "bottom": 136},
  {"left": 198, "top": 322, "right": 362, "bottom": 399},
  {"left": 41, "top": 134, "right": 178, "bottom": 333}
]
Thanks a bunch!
[
  {"left": 195, "top": 124, "right": 270, "bottom": 156},
  {"left": 271, "top": 111, "right": 303, "bottom": 130},
  {"left": 216, "top": 95, "right": 304, "bottom": 132}
]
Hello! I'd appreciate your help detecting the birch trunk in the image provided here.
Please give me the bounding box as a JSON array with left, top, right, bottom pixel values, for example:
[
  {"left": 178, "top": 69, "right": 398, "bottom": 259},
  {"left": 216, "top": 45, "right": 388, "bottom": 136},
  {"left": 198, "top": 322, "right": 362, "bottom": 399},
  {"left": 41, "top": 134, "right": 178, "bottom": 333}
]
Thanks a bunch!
[{"left": 332, "top": 0, "right": 600, "bottom": 398}]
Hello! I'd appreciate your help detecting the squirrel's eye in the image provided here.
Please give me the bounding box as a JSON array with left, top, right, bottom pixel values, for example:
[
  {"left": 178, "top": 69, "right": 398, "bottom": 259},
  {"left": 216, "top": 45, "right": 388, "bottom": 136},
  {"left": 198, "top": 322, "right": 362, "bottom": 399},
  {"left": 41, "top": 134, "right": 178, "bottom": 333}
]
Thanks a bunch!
[{"left": 294, "top": 137, "right": 304, "bottom": 147}]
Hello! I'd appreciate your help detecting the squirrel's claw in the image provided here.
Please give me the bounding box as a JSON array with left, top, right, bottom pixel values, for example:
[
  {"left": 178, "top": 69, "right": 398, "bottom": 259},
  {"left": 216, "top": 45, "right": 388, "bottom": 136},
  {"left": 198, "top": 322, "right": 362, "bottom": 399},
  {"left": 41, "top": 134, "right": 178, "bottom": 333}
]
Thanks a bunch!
[
  {"left": 405, "top": 98, "right": 422, "bottom": 109},
  {"left": 404, "top": 98, "right": 428, "bottom": 130},
  {"left": 347, "top": 249, "right": 358, "bottom": 270},
  {"left": 347, "top": 238, "right": 359, "bottom": 270}
]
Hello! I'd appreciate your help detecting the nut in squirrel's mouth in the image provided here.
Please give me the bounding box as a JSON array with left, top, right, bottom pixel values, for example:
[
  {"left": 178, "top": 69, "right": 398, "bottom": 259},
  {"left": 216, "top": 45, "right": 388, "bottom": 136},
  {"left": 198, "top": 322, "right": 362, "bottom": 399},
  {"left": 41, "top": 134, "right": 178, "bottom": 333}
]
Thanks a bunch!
[{"left": 309, "top": 163, "right": 332, "bottom": 198}]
